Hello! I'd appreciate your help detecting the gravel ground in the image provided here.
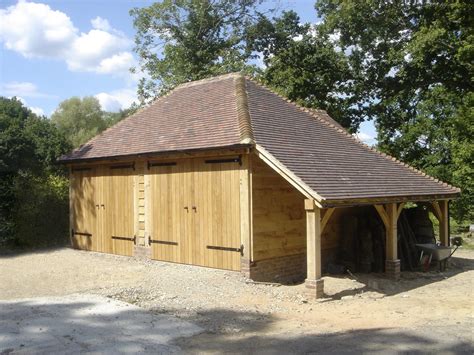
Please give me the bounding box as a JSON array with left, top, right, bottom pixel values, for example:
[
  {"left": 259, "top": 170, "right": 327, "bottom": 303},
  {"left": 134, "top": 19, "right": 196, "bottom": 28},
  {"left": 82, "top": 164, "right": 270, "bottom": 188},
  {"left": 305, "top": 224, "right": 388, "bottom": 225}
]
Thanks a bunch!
[
  {"left": 1, "top": 247, "right": 473, "bottom": 353},
  {"left": 0, "top": 294, "right": 201, "bottom": 354}
]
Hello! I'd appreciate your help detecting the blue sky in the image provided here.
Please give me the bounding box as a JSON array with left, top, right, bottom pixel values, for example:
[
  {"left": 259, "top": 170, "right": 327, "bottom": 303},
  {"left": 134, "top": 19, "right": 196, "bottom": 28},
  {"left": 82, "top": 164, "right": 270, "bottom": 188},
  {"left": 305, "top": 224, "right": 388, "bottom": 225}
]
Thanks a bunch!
[{"left": 0, "top": 0, "right": 376, "bottom": 144}]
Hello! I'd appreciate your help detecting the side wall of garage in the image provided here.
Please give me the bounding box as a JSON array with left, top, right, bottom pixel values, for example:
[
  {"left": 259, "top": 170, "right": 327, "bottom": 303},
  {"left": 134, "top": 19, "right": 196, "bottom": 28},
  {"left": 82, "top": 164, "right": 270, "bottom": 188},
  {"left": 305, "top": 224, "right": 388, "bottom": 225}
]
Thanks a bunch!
[{"left": 248, "top": 155, "right": 356, "bottom": 283}]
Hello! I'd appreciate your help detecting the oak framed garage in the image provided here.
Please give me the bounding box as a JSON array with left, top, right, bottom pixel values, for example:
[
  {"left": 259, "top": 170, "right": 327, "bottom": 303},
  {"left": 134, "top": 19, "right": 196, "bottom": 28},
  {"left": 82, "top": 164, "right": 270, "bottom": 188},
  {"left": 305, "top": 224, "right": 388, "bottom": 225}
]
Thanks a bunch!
[{"left": 59, "top": 73, "right": 460, "bottom": 298}]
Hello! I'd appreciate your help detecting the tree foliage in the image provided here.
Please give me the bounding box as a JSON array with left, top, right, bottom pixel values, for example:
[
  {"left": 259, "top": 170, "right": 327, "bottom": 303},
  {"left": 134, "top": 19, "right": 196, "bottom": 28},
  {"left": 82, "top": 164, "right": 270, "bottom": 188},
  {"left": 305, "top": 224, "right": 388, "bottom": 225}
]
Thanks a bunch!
[
  {"left": 51, "top": 96, "right": 107, "bottom": 148},
  {"left": 0, "top": 97, "right": 71, "bottom": 246},
  {"left": 246, "top": 11, "right": 358, "bottom": 130},
  {"left": 314, "top": 0, "right": 473, "bottom": 222},
  {"left": 130, "top": 0, "right": 265, "bottom": 103}
]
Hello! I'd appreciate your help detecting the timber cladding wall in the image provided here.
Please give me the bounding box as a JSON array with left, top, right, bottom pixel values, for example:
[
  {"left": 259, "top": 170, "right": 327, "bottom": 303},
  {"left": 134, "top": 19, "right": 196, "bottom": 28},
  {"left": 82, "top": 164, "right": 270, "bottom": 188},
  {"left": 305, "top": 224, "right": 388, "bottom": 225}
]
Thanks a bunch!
[
  {"left": 251, "top": 155, "right": 306, "bottom": 261},
  {"left": 249, "top": 155, "right": 351, "bottom": 282},
  {"left": 250, "top": 155, "right": 306, "bottom": 282}
]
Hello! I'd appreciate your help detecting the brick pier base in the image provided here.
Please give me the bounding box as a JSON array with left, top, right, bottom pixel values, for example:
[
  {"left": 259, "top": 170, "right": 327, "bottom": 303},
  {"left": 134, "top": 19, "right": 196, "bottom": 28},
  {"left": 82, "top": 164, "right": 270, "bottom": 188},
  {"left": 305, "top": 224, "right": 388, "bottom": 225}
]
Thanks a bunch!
[
  {"left": 385, "top": 259, "right": 401, "bottom": 280},
  {"left": 241, "top": 254, "right": 306, "bottom": 284},
  {"left": 305, "top": 278, "right": 325, "bottom": 299},
  {"left": 133, "top": 245, "right": 151, "bottom": 259}
]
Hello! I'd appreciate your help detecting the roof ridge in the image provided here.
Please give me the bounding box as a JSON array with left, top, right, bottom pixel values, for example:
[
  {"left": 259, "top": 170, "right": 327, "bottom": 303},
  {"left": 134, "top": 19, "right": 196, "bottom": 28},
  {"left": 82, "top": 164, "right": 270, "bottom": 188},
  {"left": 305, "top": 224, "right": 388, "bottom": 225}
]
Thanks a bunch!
[
  {"left": 245, "top": 76, "right": 460, "bottom": 194},
  {"left": 234, "top": 74, "right": 254, "bottom": 144},
  {"left": 174, "top": 72, "right": 242, "bottom": 91}
]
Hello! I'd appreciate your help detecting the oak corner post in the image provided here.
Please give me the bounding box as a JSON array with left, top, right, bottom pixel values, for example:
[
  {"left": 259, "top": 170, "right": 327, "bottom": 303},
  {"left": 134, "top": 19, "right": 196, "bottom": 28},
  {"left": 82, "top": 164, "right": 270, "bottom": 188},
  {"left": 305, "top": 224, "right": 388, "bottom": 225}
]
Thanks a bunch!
[
  {"left": 240, "top": 154, "right": 252, "bottom": 275},
  {"left": 304, "top": 199, "right": 324, "bottom": 299}
]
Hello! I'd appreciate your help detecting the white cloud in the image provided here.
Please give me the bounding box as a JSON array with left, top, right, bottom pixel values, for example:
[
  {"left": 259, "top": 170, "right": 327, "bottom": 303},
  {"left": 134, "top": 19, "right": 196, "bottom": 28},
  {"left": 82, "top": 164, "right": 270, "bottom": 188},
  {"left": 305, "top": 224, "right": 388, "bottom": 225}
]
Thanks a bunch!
[
  {"left": 353, "top": 132, "right": 376, "bottom": 146},
  {"left": 67, "top": 29, "right": 132, "bottom": 74},
  {"left": 0, "top": 1, "right": 136, "bottom": 78},
  {"left": 0, "top": 0, "right": 77, "bottom": 58},
  {"left": 96, "top": 52, "right": 135, "bottom": 75},
  {"left": 91, "top": 16, "right": 112, "bottom": 32},
  {"left": 30, "top": 106, "right": 44, "bottom": 116},
  {"left": 0, "top": 81, "right": 55, "bottom": 98},
  {"left": 95, "top": 88, "right": 137, "bottom": 112}
]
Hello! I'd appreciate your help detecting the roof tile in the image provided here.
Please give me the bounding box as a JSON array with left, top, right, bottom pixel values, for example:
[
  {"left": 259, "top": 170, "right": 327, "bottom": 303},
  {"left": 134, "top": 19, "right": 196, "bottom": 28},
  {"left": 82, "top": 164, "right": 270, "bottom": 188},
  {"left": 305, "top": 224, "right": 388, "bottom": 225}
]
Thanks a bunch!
[{"left": 59, "top": 73, "right": 460, "bottom": 202}]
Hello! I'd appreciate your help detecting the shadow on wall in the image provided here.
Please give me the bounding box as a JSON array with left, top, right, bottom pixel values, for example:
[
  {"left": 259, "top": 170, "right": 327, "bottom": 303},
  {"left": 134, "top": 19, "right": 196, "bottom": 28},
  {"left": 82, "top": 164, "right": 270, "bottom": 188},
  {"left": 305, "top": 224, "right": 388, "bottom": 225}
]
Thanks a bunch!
[{"left": 1, "top": 296, "right": 472, "bottom": 354}]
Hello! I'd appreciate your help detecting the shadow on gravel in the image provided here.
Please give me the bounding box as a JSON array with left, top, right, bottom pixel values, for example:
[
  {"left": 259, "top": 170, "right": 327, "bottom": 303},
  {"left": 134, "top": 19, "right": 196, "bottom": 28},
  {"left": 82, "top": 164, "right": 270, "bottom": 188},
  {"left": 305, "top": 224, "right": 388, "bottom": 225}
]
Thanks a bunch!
[
  {"left": 325, "top": 255, "right": 474, "bottom": 300},
  {"left": 0, "top": 295, "right": 200, "bottom": 354},
  {"left": 0, "top": 245, "right": 71, "bottom": 259},
  {"left": 171, "top": 308, "right": 474, "bottom": 354}
]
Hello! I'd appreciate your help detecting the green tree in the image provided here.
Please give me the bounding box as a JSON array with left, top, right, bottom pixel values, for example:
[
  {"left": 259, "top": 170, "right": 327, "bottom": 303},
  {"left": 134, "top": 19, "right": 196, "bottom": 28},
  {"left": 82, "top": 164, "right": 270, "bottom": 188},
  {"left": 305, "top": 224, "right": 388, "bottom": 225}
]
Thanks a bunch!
[
  {"left": 104, "top": 104, "right": 139, "bottom": 127},
  {"left": 51, "top": 96, "right": 107, "bottom": 148},
  {"left": 130, "top": 0, "right": 266, "bottom": 103},
  {"left": 246, "top": 11, "right": 358, "bottom": 130},
  {"left": 0, "top": 97, "right": 71, "bottom": 246},
  {"left": 315, "top": 0, "right": 473, "bottom": 221}
]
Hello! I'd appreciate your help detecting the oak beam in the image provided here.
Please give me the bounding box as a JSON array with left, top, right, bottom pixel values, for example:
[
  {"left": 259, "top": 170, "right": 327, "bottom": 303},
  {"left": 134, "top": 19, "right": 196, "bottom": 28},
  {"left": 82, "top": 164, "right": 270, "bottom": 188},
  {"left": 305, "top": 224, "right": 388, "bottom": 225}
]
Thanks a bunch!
[
  {"left": 321, "top": 208, "right": 335, "bottom": 233},
  {"left": 396, "top": 202, "right": 405, "bottom": 219},
  {"left": 430, "top": 201, "right": 443, "bottom": 222},
  {"left": 374, "top": 204, "right": 389, "bottom": 229}
]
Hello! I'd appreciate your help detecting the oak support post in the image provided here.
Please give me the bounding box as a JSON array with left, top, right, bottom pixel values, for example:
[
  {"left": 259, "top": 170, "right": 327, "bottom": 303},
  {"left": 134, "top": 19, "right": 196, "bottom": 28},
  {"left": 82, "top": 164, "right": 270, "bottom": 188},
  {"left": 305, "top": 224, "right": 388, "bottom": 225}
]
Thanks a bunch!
[
  {"left": 240, "top": 154, "right": 253, "bottom": 276},
  {"left": 439, "top": 200, "right": 449, "bottom": 246},
  {"left": 375, "top": 203, "right": 401, "bottom": 280},
  {"left": 304, "top": 199, "right": 324, "bottom": 299}
]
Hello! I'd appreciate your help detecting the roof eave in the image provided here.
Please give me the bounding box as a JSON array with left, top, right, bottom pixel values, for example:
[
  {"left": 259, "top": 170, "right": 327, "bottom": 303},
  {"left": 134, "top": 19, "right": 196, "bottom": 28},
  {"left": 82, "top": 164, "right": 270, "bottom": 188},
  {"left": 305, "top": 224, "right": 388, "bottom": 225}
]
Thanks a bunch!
[
  {"left": 321, "top": 192, "right": 461, "bottom": 208},
  {"left": 57, "top": 143, "right": 253, "bottom": 165}
]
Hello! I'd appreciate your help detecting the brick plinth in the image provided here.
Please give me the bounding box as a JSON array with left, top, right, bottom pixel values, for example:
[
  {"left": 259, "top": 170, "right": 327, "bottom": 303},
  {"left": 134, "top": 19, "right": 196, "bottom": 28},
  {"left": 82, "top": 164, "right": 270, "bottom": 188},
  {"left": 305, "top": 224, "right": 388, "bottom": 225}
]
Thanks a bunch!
[
  {"left": 133, "top": 245, "right": 151, "bottom": 259},
  {"left": 305, "top": 278, "right": 324, "bottom": 299},
  {"left": 385, "top": 259, "right": 401, "bottom": 280},
  {"left": 241, "top": 253, "right": 306, "bottom": 284}
]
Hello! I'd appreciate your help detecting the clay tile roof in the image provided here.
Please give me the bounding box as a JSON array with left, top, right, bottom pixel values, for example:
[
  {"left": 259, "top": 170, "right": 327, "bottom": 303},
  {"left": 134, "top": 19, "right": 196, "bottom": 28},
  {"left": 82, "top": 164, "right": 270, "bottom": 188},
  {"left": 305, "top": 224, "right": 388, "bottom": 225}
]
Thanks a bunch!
[{"left": 59, "top": 73, "right": 460, "bottom": 203}]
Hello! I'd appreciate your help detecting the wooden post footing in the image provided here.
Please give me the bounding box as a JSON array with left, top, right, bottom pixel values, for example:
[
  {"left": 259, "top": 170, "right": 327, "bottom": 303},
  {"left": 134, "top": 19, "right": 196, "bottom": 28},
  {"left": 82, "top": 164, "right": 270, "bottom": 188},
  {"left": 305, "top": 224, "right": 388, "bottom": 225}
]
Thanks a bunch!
[
  {"left": 385, "top": 259, "right": 401, "bottom": 280},
  {"left": 305, "top": 278, "right": 324, "bottom": 299},
  {"left": 241, "top": 258, "right": 252, "bottom": 278}
]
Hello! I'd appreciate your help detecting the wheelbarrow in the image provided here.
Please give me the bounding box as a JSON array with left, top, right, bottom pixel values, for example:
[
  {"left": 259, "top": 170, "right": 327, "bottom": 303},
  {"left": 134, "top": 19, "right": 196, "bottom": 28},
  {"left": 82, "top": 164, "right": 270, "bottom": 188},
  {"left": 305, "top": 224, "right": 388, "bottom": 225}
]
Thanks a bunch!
[{"left": 416, "top": 237, "right": 462, "bottom": 271}]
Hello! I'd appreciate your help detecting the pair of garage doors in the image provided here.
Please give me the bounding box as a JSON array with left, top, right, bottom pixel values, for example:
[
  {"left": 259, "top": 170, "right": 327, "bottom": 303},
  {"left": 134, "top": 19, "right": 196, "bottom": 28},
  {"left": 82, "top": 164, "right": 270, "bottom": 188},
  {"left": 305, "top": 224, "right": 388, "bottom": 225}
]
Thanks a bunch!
[
  {"left": 148, "top": 157, "right": 241, "bottom": 271},
  {"left": 70, "top": 157, "right": 242, "bottom": 271},
  {"left": 71, "top": 164, "right": 135, "bottom": 256}
]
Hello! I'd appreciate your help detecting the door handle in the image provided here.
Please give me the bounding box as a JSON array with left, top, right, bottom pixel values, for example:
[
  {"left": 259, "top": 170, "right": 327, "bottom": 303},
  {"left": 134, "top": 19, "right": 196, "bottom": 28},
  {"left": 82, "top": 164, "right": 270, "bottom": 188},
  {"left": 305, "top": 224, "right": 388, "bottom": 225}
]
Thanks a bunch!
[
  {"left": 184, "top": 206, "right": 189, "bottom": 212},
  {"left": 96, "top": 204, "right": 100, "bottom": 209},
  {"left": 192, "top": 206, "right": 197, "bottom": 212},
  {"left": 101, "top": 204, "right": 105, "bottom": 209}
]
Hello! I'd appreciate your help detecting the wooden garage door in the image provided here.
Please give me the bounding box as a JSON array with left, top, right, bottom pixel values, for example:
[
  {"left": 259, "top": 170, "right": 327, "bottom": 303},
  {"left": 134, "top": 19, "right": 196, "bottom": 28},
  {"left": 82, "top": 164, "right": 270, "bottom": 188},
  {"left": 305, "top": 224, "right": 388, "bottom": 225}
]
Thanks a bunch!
[
  {"left": 71, "top": 167, "right": 99, "bottom": 251},
  {"left": 149, "top": 160, "right": 191, "bottom": 263},
  {"left": 194, "top": 157, "right": 241, "bottom": 270},
  {"left": 71, "top": 164, "right": 135, "bottom": 255},
  {"left": 103, "top": 164, "right": 135, "bottom": 256},
  {"left": 148, "top": 157, "right": 241, "bottom": 271}
]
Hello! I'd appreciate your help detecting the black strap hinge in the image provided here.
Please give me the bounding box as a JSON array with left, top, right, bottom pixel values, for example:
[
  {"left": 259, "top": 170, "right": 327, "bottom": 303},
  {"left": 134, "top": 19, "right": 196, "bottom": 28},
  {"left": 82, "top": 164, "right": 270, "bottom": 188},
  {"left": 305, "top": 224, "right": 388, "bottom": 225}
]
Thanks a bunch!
[
  {"left": 112, "top": 235, "right": 136, "bottom": 244},
  {"left": 207, "top": 244, "right": 244, "bottom": 256}
]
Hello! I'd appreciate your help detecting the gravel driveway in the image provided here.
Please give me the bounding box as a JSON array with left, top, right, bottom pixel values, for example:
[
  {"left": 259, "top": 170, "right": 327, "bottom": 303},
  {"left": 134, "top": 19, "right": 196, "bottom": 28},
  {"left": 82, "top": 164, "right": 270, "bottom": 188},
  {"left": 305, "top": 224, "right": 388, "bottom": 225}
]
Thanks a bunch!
[
  {"left": 0, "top": 294, "right": 201, "bottom": 354},
  {"left": 1, "top": 248, "right": 473, "bottom": 353}
]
